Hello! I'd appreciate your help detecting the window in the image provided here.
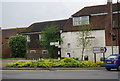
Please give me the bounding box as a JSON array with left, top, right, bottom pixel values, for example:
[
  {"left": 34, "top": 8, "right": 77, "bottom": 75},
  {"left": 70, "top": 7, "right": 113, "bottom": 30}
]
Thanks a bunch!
[
  {"left": 30, "top": 50, "right": 36, "bottom": 54},
  {"left": 42, "top": 50, "right": 48, "bottom": 54},
  {"left": 73, "top": 16, "right": 89, "bottom": 26},
  {"left": 39, "top": 34, "right": 44, "bottom": 41},
  {"left": 39, "top": 34, "right": 41, "bottom": 40},
  {"left": 73, "top": 17, "right": 80, "bottom": 26},
  {"left": 107, "top": 56, "right": 117, "bottom": 60},
  {"left": 26, "top": 35, "right": 30, "bottom": 42}
]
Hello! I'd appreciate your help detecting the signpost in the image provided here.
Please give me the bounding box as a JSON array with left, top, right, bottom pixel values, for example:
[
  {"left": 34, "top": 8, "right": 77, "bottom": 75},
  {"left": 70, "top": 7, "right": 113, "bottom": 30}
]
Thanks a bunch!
[
  {"left": 50, "top": 41, "right": 61, "bottom": 60},
  {"left": 50, "top": 41, "right": 59, "bottom": 46},
  {"left": 93, "top": 47, "right": 107, "bottom": 63}
]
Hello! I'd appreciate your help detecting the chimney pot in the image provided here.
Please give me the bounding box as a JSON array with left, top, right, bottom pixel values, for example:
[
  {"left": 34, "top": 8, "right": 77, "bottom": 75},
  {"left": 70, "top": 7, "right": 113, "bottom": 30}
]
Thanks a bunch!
[{"left": 107, "top": 0, "right": 112, "bottom": 2}]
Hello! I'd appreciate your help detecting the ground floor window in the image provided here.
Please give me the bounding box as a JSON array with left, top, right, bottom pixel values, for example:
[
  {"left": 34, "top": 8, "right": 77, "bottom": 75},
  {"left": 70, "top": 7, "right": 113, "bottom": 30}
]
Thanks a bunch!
[
  {"left": 42, "top": 50, "right": 48, "bottom": 54},
  {"left": 30, "top": 50, "right": 36, "bottom": 54}
]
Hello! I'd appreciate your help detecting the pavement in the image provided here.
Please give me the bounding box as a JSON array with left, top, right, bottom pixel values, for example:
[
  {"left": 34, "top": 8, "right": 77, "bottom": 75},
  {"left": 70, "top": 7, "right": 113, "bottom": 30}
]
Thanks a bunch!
[
  {"left": 2, "top": 67, "right": 106, "bottom": 71},
  {"left": 2, "top": 70, "right": 119, "bottom": 79}
]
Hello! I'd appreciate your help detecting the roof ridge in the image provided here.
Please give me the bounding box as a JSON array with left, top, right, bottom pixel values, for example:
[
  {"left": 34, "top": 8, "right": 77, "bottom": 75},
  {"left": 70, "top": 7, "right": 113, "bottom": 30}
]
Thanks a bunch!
[
  {"left": 32, "top": 19, "right": 68, "bottom": 24},
  {"left": 2, "top": 27, "right": 27, "bottom": 30},
  {"left": 84, "top": 3, "right": 119, "bottom": 8},
  {"left": 72, "top": 2, "right": 120, "bottom": 17}
]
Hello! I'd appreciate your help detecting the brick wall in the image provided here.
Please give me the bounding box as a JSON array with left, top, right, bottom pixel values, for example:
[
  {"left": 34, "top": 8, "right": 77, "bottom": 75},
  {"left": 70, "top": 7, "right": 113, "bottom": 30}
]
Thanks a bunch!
[
  {"left": 0, "top": 28, "right": 2, "bottom": 57},
  {"left": 26, "top": 48, "right": 48, "bottom": 59}
]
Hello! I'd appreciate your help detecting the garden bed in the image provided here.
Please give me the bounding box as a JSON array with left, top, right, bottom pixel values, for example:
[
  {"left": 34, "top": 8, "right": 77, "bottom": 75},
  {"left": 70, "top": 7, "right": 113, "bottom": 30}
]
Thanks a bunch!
[{"left": 5, "top": 57, "right": 104, "bottom": 68}]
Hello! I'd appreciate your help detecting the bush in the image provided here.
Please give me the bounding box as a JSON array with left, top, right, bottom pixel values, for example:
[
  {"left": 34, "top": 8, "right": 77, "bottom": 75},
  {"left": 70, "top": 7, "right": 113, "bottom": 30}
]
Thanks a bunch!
[
  {"left": 6, "top": 63, "right": 17, "bottom": 67},
  {"left": 5, "top": 58, "right": 104, "bottom": 68},
  {"left": 73, "top": 57, "right": 80, "bottom": 60},
  {"left": 96, "top": 61, "right": 104, "bottom": 67},
  {"left": 78, "top": 61, "right": 97, "bottom": 67},
  {"left": 6, "top": 61, "right": 33, "bottom": 68},
  {"left": 8, "top": 35, "right": 27, "bottom": 58},
  {"left": 61, "top": 57, "right": 78, "bottom": 63},
  {"left": 78, "top": 61, "right": 104, "bottom": 67}
]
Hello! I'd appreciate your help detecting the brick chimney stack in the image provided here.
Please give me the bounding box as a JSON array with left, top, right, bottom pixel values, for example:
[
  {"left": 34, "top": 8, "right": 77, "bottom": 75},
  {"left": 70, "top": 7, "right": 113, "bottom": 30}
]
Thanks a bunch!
[{"left": 105, "top": 0, "right": 113, "bottom": 46}]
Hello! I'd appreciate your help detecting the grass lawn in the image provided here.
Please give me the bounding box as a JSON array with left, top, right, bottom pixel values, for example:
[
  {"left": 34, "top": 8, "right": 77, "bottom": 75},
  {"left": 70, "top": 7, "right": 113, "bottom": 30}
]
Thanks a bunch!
[{"left": 0, "top": 57, "right": 25, "bottom": 60}]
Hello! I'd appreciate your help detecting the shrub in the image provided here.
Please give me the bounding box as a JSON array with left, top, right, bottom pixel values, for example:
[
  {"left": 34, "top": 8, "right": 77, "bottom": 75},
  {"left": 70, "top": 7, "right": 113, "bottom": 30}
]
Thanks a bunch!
[
  {"left": 48, "top": 59, "right": 59, "bottom": 62},
  {"left": 53, "top": 62, "right": 63, "bottom": 67},
  {"left": 6, "top": 61, "right": 33, "bottom": 68},
  {"left": 5, "top": 59, "right": 104, "bottom": 68},
  {"left": 73, "top": 57, "right": 80, "bottom": 60},
  {"left": 8, "top": 35, "right": 27, "bottom": 58},
  {"left": 29, "top": 61, "right": 55, "bottom": 68},
  {"left": 96, "top": 61, "right": 104, "bottom": 67},
  {"left": 78, "top": 61, "right": 97, "bottom": 67},
  {"left": 61, "top": 57, "right": 78, "bottom": 63},
  {"left": 78, "top": 61, "right": 104, "bottom": 67},
  {"left": 61, "top": 62, "right": 79, "bottom": 67},
  {"left": 5, "top": 63, "right": 17, "bottom": 67}
]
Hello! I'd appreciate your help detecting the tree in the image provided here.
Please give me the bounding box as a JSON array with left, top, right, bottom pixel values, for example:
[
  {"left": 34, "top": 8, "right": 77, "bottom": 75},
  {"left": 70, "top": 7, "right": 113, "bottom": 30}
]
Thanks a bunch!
[
  {"left": 77, "top": 25, "right": 92, "bottom": 60},
  {"left": 40, "top": 25, "right": 61, "bottom": 58},
  {"left": 8, "top": 35, "right": 27, "bottom": 58}
]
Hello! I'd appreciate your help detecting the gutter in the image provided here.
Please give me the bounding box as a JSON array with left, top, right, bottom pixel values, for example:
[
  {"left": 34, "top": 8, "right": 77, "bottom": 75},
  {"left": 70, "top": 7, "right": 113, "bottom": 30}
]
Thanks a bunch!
[{"left": 91, "top": 11, "right": 120, "bottom": 16}]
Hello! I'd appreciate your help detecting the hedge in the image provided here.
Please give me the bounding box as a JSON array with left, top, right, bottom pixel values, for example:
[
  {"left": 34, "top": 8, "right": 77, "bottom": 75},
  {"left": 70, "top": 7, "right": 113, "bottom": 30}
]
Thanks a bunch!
[{"left": 6, "top": 57, "right": 104, "bottom": 68}]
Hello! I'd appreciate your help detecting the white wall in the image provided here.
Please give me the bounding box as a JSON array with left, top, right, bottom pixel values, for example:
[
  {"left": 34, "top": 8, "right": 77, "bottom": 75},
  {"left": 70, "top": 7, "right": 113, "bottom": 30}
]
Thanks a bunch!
[{"left": 61, "top": 30, "right": 119, "bottom": 61}]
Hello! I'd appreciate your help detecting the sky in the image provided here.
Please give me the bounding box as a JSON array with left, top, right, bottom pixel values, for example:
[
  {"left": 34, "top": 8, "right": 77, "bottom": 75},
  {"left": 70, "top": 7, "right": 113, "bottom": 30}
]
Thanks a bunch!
[{"left": 0, "top": 0, "right": 118, "bottom": 29}]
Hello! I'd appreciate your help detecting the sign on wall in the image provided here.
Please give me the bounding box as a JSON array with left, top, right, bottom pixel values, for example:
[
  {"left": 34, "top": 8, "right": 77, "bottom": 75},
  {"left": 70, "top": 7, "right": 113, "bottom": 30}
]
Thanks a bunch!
[{"left": 93, "top": 47, "right": 107, "bottom": 53}]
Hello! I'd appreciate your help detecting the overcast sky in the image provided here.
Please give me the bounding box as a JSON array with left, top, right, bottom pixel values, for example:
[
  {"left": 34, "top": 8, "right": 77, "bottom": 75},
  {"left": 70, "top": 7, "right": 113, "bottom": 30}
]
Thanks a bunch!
[{"left": 0, "top": 0, "right": 118, "bottom": 29}]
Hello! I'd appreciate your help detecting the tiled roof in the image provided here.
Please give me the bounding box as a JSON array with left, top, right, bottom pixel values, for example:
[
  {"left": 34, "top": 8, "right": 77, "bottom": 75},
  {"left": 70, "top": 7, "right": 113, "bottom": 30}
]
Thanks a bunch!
[
  {"left": 2, "top": 27, "right": 27, "bottom": 38},
  {"left": 72, "top": 3, "right": 120, "bottom": 17},
  {"left": 63, "top": 3, "right": 120, "bottom": 32},
  {"left": 21, "top": 19, "right": 67, "bottom": 34}
]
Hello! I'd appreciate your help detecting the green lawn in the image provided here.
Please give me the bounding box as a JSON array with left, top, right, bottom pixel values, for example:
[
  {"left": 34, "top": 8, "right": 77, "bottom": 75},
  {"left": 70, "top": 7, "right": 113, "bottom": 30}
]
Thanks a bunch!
[{"left": 0, "top": 57, "right": 25, "bottom": 60}]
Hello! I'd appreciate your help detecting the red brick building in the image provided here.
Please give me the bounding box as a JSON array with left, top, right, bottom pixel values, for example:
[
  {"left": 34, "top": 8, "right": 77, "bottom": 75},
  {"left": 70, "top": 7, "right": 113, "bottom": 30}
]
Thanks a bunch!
[
  {"left": 20, "top": 20, "right": 67, "bottom": 59},
  {"left": 2, "top": 27, "right": 27, "bottom": 57},
  {"left": 19, "top": 2, "right": 120, "bottom": 60}
]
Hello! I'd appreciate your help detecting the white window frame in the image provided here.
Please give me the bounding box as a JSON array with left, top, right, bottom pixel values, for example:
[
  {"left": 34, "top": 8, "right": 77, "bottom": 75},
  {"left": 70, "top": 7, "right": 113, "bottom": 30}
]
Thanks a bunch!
[
  {"left": 39, "top": 34, "right": 41, "bottom": 40},
  {"left": 26, "top": 35, "right": 30, "bottom": 42},
  {"left": 30, "top": 50, "right": 36, "bottom": 54},
  {"left": 73, "top": 17, "right": 80, "bottom": 26},
  {"left": 42, "top": 50, "right": 48, "bottom": 54},
  {"left": 73, "top": 16, "right": 89, "bottom": 26}
]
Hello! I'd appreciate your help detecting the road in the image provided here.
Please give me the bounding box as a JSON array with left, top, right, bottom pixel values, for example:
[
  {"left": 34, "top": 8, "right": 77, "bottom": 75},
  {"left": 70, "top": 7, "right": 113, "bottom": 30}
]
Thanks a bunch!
[{"left": 1, "top": 70, "right": 119, "bottom": 79}]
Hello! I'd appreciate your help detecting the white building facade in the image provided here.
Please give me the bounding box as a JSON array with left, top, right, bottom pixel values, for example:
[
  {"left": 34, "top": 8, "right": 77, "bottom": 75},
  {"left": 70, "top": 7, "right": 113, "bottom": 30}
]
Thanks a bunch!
[
  {"left": 60, "top": 2, "right": 119, "bottom": 61},
  {"left": 61, "top": 30, "right": 118, "bottom": 61}
]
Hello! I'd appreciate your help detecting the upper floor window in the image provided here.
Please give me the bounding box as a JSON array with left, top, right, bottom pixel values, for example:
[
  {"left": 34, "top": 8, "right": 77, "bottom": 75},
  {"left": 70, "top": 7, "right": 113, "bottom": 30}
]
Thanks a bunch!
[
  {"left": 39, "top": 34, "right": 41, "bottom": 40},
  {"left": 73, "top": 16, "right": 89, "bottom": 26},
  {"left": 39, "top": 34, "right": 45, "bottom": 41},
  {"left": 26, "top": 35, "right": 30, "bottom": 42}
]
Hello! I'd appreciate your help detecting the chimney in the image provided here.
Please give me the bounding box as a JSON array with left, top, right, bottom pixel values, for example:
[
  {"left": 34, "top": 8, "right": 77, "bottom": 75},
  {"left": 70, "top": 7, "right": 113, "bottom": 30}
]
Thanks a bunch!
[
  {"left": 107, "top": 0, "right": 112, "bottom": 30},
  {"left": 105, "top": 0, "right": 113, "bottom": 46},
  {"left": 107, "top": 0, "right": 112, "bottom": 2}
]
